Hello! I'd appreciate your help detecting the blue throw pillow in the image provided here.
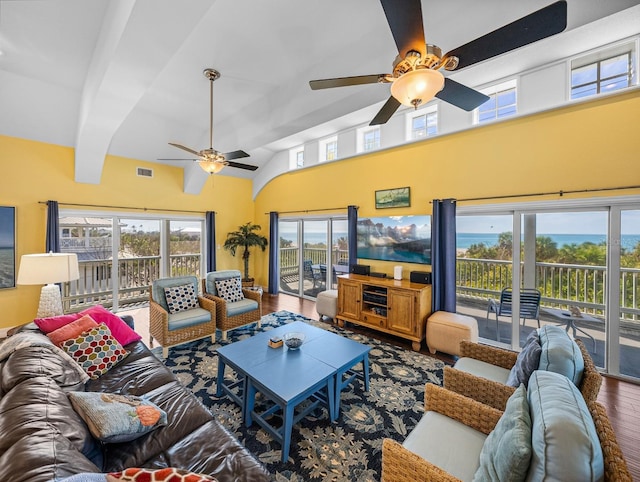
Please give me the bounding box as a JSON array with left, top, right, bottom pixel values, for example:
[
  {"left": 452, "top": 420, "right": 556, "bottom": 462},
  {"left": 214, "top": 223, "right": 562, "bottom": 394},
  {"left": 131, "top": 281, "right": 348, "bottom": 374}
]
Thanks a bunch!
[
  {"left": 506, "top": 330, "right": 542, "bottom": 387},
  {"left": 538, "top": 325, "right": 584, "bottom": 386},
  {"left": 68, "top": 392, "right": 167, "bottom": 443},
  {"left": 473, "top": 384, "right": 532, "bottom": 482}
]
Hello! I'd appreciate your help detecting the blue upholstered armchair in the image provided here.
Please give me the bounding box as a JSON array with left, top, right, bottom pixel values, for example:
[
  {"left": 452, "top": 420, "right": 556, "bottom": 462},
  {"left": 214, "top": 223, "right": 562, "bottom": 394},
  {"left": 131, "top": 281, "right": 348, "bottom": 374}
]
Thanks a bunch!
[
  {"left": 201, "top": 270, "right": 262, "bottom": 341},
  {"left": 149, "top": 275, "right": 216, "bottom": 356}
]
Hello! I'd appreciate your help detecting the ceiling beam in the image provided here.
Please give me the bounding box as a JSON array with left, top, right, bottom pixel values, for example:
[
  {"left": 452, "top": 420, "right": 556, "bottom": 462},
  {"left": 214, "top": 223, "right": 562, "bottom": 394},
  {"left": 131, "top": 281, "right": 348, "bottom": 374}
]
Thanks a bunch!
[{"left": 74, "top": 0, "right": 216, "bottom": 185}]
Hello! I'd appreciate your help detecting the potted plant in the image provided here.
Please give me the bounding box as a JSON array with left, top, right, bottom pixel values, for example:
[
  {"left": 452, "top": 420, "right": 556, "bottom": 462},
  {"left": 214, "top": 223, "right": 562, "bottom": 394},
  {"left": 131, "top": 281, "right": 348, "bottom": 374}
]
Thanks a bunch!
[{"left": 223, "top": 222, "right": 268, "bottom": 287}]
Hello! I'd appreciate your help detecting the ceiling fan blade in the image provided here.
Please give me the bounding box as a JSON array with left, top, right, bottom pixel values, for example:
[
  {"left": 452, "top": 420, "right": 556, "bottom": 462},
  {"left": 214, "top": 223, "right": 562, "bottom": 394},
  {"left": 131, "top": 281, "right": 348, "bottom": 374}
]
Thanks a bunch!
[
  {"left": 380, "top": 0, "right": 426, "bottom": 57},
  {"left": 445, "top": 1, "right": 567, "bottom": 71},
  {"left": 369, "top": 96, "right": 402, "bottom": 126},
  {"left": 223, "top": 150, "right": 250, "bottom": 160},
  {"left": 227, "top": 161, "right": 258, "bottom": 171},
  {"left": 168, "top": 142, "right": 201, "bottom": 157},
  {"left": 310, "top": 74, "right": 390, "bottom": 90},
  {"left": 435, "top": 78, "right": 490, "bottom": 111},
  {"left": 157, "top": 158, "right": 197, "bottom": 161}
]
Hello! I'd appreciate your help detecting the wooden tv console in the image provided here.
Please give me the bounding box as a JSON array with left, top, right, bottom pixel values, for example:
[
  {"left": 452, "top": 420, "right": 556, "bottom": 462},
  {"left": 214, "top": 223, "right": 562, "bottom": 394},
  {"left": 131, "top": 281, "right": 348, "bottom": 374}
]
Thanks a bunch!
[{"left": 336, "top": 274, "right": 432, "bottom": 351}]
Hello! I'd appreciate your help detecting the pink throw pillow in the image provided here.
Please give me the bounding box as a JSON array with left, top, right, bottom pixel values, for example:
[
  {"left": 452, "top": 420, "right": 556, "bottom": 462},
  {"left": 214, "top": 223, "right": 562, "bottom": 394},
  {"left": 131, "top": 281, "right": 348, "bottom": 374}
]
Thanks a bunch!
[
  {"left": 79, "top": 305, "right": 141, "bottom": 346},
  {"left": 47, "top": 314, "right": 99, "bottom": 346},
  {"left": 34, "top": 312, "right": 83, "bottom": 333}
]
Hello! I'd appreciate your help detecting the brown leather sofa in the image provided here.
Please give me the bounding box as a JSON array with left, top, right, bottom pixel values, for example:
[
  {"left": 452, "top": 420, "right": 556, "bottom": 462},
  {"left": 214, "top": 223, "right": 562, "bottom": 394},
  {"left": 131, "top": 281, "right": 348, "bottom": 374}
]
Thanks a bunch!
[{"left": 0, "top": 323, "right": 270, "bottom": 482}]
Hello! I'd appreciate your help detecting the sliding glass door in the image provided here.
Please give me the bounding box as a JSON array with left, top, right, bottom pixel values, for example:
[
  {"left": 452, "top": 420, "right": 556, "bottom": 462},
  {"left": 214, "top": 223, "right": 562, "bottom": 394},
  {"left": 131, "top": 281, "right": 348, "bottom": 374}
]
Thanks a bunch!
[
  {"left": 457, "top": 199, "right": 640, "bottom": 382},
  {"left": 60, "top": 212, "right": 204, "bottom": 312},
  {"left": 278, "top": 215, "right": 347, "bottom": 299}
]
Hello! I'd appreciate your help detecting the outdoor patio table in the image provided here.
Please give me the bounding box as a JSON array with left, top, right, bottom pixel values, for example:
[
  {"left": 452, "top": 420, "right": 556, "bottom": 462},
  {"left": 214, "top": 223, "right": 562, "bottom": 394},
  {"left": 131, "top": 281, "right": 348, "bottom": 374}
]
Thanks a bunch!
[{"left": 543, "top": 307, "right": 599, "bottom": 352}]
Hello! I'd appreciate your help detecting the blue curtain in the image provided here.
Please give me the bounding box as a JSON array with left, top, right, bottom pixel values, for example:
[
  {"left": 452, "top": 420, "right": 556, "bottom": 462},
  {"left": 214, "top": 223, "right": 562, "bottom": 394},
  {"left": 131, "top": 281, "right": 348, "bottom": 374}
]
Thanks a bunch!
[
  {"left": 431, "top": 199, "right": 457, "bottom": 312},
  {"left": 347, "top": 205, "right": 358, "bottom": 267},
  {"left": 46, "top": 200, "right": 60, "bottom": 253},
  {"left": 205, "top": 211, "right": 216, "bottom": 273},
  {"left": 268, "top": 211, "right": 279, "bottom": 295}
]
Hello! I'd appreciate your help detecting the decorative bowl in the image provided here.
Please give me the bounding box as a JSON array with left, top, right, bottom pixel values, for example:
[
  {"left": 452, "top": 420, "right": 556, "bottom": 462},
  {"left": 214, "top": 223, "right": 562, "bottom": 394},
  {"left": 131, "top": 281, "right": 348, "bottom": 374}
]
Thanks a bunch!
[{"left": 283, "top": 332, "right": 306, "bottom": 350}]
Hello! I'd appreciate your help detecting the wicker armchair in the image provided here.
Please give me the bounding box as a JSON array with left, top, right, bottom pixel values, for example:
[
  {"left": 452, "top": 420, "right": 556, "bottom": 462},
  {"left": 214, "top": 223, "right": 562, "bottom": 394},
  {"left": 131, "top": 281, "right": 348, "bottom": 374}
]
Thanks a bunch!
[
  {"left": 381, "top": 383, "right": 631, "bottom": 482},
  {"left": 444, "top": 338, "right": 602, "bottom": 411},
  {"left": 149, "top": 275, "right": 216, "bottom": 357},
  {"left": 201, "top": 270, "right": 262, "bottom": 341}
]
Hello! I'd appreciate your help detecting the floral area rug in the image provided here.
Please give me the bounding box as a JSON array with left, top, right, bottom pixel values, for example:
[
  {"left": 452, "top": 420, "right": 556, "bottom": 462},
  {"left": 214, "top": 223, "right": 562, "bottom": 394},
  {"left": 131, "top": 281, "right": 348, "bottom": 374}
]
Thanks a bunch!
[{"left": 153, "top": 311, "right": 444, "bottom": 482}]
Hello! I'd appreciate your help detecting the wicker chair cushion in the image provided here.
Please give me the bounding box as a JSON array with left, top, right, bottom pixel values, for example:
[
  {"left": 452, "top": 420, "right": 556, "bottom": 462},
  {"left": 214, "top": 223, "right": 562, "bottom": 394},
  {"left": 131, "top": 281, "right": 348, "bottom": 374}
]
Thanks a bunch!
[
  {"left": 473, "top": 384, "right": 532, "bottom": 482},
  {"left": 527, "top": 370, "right": 603, "bottom": 481},
  {"left": 204, "top": 270, "right": 242, "bottom": 297},
  {"left": 453, "top": 357, "right": 511, "bottom": 384},
  {"left": 538, "top": 325, "right": 584, "bottom": 386},
  {"left": 403, "top": 410, "right": 487, "bottom": 481},
  {"left": 152, "top": 276, "right": 199, "bottom": 313},
  {"left": 215, "top": 278, "right": 245, "bottom": 303},
  {"left": 506, "top": 330, "right": 542, "bottom": 388},
  {"left": 167, "top": 308, "right": 212, "bottom": 331},
  {"left": 226, "top": 298, "right": 259, "bottom": 317}
]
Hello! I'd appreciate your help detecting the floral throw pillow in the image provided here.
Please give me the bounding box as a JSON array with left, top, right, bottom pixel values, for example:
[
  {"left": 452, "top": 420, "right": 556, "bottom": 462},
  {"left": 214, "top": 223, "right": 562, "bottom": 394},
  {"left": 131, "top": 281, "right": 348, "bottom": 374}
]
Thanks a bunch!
[
  {"left": 68, "top": 392, "right": 167, "bottom": 444},
  {"left": 164, "top": 283, "right": 199, "bottom": 314},
  {"left": 107, "top": 468, "right": 218, "bottom": 482},
  {"left": 61, "top": 323, "right": 129, "bottom": 379},
  {"left": 215, "top": 278, "right": 245, "bottom": 303}
]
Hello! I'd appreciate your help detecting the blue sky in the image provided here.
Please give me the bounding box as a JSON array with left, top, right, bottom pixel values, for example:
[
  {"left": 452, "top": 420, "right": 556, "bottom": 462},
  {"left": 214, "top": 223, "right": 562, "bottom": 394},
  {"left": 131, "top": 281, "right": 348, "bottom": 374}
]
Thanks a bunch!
[{"left": 458, "top": 211, "right": 640, "bottom": 235}]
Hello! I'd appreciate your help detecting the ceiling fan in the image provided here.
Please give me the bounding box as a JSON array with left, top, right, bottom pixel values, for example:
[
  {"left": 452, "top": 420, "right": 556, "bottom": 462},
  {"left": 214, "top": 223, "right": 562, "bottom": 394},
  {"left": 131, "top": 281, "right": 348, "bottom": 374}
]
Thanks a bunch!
[
  {"left": 310, "top": 0, "right": 567, "bottom": 125},
  {"left": 159, "top": 68, "right": 258, "bottom": 174}
]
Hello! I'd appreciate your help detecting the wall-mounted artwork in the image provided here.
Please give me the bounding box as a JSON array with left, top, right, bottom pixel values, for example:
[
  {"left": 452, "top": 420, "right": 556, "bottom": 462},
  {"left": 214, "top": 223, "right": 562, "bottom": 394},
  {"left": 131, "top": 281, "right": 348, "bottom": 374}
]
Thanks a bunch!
[
  {"left": 375, "top": 187, "right": 410, "bottom": 209},
  {"left": 0, "top": 206, "right": 16, "bottom": 289},
  {"left": 357, "top": 215, "right": 431, "bottom": 264}
]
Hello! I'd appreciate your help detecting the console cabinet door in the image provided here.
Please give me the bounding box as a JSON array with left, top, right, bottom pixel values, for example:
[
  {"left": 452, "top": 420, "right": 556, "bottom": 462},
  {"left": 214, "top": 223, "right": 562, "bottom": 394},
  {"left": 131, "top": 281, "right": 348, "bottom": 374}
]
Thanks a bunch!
[
  {"left": 387, "top": 288, "right": 415, "bottom": 336},
  {"left": 338, "top": 279, "right": 361, "bottom": 319}
]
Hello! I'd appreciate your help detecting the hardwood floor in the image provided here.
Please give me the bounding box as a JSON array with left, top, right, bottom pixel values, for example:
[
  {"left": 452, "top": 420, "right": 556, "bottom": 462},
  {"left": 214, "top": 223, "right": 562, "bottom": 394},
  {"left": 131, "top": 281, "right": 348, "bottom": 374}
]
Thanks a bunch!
[{"left": 263, "top": 293, "right": 640, "bottom": 479}]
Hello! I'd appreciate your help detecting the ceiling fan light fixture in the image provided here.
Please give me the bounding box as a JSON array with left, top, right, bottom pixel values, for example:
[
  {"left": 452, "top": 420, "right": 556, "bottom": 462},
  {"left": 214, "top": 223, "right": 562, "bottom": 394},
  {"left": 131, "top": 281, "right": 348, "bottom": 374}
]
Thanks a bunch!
[
  {"left": 390, "top": 69, "right": 445, "bottom": 108},
  {"left": 198, "top": 160, "right": 226, "bottom": 174}
]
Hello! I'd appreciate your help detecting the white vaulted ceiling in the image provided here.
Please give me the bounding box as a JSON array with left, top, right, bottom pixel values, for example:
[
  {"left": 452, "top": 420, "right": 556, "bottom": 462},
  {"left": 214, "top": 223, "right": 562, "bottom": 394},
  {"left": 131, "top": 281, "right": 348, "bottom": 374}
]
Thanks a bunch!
[{"left": 0, "top": 0, "right": 638, "bottom": 192}]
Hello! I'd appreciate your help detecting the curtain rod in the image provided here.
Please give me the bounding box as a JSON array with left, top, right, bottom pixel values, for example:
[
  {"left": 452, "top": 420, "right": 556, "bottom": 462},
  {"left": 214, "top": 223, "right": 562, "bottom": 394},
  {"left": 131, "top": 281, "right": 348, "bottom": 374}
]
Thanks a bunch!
[
  {"left": 265, "top": 206, "right": 356, "bottom": 215},
  {"left": 435, "top": 184, "right": 640, "bottom": 203},
  {"left": 39, "top": 201, "right": 210, "bottom": 215}
]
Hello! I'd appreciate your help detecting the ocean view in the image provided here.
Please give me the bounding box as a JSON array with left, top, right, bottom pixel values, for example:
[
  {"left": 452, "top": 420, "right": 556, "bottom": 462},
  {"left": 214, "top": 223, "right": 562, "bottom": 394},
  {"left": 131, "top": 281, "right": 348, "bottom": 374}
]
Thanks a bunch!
[
  {"left": 284, "top": 232, "right": 640, "bottom": 251},
  {"left": 0, "top": 247, "right": 15, "bottom": 289}
]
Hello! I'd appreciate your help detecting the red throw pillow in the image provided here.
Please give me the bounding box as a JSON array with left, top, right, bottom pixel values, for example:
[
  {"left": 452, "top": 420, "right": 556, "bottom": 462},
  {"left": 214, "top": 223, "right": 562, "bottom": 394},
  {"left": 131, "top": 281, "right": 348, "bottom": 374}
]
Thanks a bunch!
[
  {"left": 79, "top": 305, "right": 141, "bottom": 346},
  {"left": 107, "top": 468, "right": 218, "bottom": 482},
  {"left": 34, "top": 312, "right": 83, "bottom": 333},
  {"left": 46, "top": 314, "right": 99, "bottom": 346}
]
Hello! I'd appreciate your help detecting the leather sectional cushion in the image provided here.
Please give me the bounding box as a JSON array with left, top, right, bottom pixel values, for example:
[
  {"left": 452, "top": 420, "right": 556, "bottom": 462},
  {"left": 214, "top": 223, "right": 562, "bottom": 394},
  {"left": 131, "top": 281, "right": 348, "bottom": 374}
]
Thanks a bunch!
[
  {"left": 0, "top": 377, "right": 103, "bottom": 482},
  {"left": 2, "top": 343, "right": 88, "bottom": 393}
]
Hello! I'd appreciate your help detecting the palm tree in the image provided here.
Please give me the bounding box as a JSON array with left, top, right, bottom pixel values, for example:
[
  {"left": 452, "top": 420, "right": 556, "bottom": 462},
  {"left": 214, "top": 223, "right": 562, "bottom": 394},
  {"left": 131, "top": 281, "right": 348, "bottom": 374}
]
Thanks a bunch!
[{"left": 223, "top": 222, "right": 268, "bottom": 282}]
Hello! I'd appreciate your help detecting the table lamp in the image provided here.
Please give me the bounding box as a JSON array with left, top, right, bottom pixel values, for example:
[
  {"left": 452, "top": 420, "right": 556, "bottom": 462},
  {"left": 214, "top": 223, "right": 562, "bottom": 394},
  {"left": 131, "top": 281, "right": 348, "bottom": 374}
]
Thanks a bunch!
[{"left": 17, "top": 252, "right": 80, "bottom": 317}]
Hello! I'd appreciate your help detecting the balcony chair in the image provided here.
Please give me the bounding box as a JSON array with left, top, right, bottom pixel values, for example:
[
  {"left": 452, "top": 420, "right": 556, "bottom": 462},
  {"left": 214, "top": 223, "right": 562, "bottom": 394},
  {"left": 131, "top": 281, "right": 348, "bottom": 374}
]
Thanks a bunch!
[
  {"left": 486, "top": 288, "right": 541, "bottom": 342},
  {"left": 149, "top": 275, "right": 216, "bottom": 357},
  {"left": 202, "top": 270, "right": 262, "bottom": 341},
  {"left": 303, "top": 260, "right": 322, "bottom": 289}
]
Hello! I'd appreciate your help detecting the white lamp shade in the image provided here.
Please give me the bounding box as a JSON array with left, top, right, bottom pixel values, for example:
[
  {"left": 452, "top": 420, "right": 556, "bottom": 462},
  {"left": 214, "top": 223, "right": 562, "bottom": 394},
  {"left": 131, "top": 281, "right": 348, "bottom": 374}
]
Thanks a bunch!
[
  {"left": 17, "top": 253, "right": 80, "bottom": 285},
  {"left": 390, "top": 69, "right": 445, "bottom": 108}
]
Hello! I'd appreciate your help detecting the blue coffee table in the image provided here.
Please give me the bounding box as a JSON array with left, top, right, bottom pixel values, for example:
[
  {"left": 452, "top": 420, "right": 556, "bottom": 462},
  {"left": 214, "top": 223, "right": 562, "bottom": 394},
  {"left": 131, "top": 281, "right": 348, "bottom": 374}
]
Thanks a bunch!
[{"left": 216, "top": 321, "right": 370, "bottom": 462}]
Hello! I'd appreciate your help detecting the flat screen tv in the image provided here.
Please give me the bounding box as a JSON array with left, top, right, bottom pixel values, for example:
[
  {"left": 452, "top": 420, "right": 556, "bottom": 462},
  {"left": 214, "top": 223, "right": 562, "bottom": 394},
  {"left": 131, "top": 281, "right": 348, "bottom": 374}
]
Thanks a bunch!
[{"left": 357, "top": 215, "right": 431, "bottom": 265}]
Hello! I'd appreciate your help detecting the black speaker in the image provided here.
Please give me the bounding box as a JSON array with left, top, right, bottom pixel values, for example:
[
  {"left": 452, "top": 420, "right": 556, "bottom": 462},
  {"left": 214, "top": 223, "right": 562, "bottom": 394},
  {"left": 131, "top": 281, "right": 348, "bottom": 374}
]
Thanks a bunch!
[
  {"left": 410, "top": 271, "right": 432, "bottom": 284},
  {"left": 350, "top": 264, "right": 370, "bottom": 275},
  {"left": 370, "top": 272, "right": 387, "bottom": 278}
]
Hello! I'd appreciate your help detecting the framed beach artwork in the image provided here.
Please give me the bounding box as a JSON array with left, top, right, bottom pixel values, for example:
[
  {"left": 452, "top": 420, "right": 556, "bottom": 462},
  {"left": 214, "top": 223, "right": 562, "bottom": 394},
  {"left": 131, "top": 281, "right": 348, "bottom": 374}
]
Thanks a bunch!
[
  {"left": 375, "top": 187, "right": 410, "bottom": 209},
  {"left": 0, "top": 206, "right": 16, "bottom": 289}
]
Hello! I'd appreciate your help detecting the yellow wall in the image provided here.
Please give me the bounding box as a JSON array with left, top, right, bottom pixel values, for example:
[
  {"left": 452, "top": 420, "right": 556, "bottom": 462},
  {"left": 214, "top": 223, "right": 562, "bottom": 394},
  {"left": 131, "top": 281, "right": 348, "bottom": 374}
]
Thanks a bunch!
[
  {"left": 0, "top": 135, "right": 254, "bottom": 327},
  {"left": 1, "top": 90, "right": 638, "bottom": 327},
  {"left": 254, "top": 90, "right": 640, "bottom": 279}
]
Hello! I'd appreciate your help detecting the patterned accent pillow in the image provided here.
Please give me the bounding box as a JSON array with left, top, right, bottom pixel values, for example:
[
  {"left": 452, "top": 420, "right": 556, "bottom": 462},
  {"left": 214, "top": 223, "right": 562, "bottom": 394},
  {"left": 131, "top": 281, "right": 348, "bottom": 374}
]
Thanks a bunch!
[
  {"left": 61, "top": 323, "right": 129, "bottom": 379},
  {"left": 164, "top": 283, "right": 199, "bottom": 314},
  {"left": 215, "top": 277, "right": 245, "bottom": 303},
  {"left": 68, "top": 392, "right": 168, "bottom": 444},
  {"left": 107, "top": 468, "right": 218, "bottom": 482}
]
